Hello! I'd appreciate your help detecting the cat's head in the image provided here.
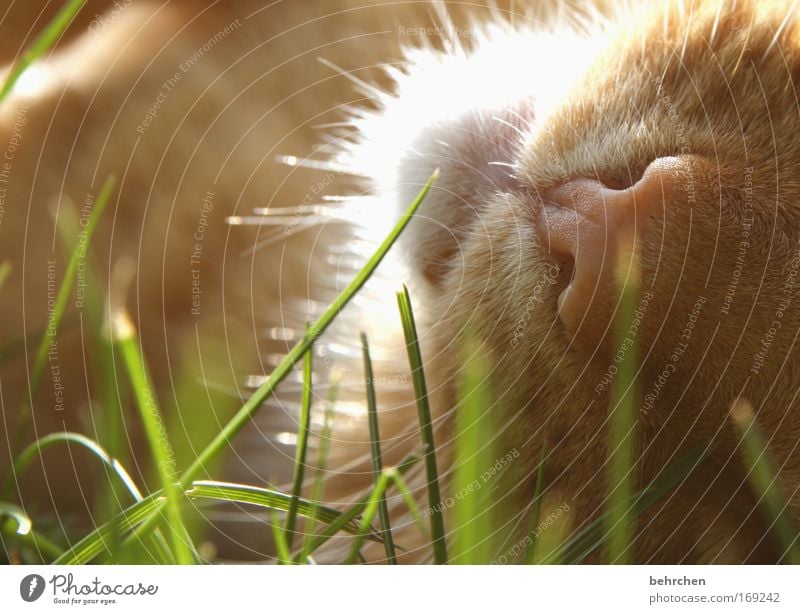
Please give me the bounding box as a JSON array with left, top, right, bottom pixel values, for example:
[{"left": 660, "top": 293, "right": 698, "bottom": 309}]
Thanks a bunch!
[{"left": 343, "top": 0, "right": 800, "bottom": 453}]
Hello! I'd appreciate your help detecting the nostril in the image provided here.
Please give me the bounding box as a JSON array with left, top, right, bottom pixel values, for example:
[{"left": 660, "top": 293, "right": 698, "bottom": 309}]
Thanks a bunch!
[
  {"left": 596, "top": 162, "right": 650, "bottom": 191},
  {"left": 555, "top": 255, "right": 576, "bottom": 288},
  {"left": 533, "top": 155, "right": 684, "bottom": 341}
]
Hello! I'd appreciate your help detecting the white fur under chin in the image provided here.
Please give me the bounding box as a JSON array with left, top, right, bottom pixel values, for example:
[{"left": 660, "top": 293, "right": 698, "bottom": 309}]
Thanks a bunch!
[{"left": 335, "top": 21, "right": 603, "bottom": 285}]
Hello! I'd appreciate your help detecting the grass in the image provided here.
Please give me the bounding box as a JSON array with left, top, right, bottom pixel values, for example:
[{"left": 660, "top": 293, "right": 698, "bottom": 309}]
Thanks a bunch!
[
  {"left": 0, "top": 0, "right": 87, "bottom": 103},
  {"left": 449, "top": 331, "right": 501, "bottom": 564},
  {"left": 111, "top": 310, "right": 195, "bottom": 564},
  {"left": 2, "top": 160, "right": 798, "bottom": 566},
  {"left": 731, "top": 399, "right": 800, "bottom": 563},
  {"left": 299, "top": 380, "right": 338, "bottom": 563},
  {"left": 361, "top": 332, "right": 398, "bottom": 563},
  {"left": 605, "top": 234, "right": 641, "bottom": 564},
  {"left": 284, "top": 325, "right": 314, "bottom": 552},
  {"left": 12, "top": 175, "right": 115, "bottom": 455},
  {"left": 397, "top": 285, "right": 448, "bottom": 564},
  {"left": 1, "top": 0, "right": 799, "bottom": 564},
  {"left": 523, "top": 444, "right": 547, "bottom": 564}
]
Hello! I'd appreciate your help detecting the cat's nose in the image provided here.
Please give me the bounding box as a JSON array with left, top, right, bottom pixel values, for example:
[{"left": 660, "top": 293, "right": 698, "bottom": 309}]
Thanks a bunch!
[{"left": 534, "top": 156, "right": 684, "bottom": 342}]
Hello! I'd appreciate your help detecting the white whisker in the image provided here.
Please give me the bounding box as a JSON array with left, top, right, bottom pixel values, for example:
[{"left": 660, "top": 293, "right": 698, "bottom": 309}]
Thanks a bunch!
[
  {"left": 317, "top": 56, "right": 385, "bottom": 98},
  {"left": 761, "top": 0, "right": 799, "bottom": 62}
]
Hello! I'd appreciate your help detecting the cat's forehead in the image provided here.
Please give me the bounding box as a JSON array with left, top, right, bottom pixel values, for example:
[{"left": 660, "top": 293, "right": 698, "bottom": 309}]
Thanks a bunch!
[
  {"left": 599, "top": 0, "right": 800, "bottom": 87},
  {"left": 519, "top": 0, "right": 800, "bottom": 187}
]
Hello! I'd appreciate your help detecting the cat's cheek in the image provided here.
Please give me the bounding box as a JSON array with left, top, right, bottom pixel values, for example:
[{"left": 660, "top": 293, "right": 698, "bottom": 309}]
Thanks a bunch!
[{"left": 395, "top": 99, "right": 536, "bottom": 287}]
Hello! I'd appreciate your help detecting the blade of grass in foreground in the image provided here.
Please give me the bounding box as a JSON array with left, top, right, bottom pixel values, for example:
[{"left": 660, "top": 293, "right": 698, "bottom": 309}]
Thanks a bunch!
[
  {"left": 524, "top": 443, "right": 548, "bottom": 564},
  {"left": 0, "top": 502, "right": 64, "bottom": 562},
  {"left": 55, "top": 493, "right": 164, "bottom": 564},
  {"left": 271, "top": 511, "right": 293, "bottom": 564},
  {"left": 10, "top": 431, "right": 174, "bottom": 563},
  {"left": 12, "top": 432, "right": 142, "bottom": 501},
  {"left": 188, "top": 481, "right": 369, "bottom": 536},
  {"left": 731, "top": 399, "right": 800, "bottom": 563},
  {"left": 284, "top": 326, "right": 314, "bottom": 551},
  {"left": 299, "top": 379, "right": 338, "bottom": 563},
  {"left": 451, "top": 333, "right": 495, "bottom": 564},
  {"left": 388, "top": 469, "right": 428, "bottom": 537},
  {"left": 296, "top": 452, "right": 420, "bottom": 562},
  {"left": 112, "top": 310, "right": 195, "bottom": 565},
  {"left": 56, "top": 480, "right": 381, "bottom": 564},
  {"left": 0, "top": 0, "right": 87, "bottom": 102},
  {"left": 605, "top": 234, "right": 640, "bottom": 564},
  {"left": 0, "top": 502, "right": 31, "bottom": 537},
  {"left": 12, "top": 175, "right": 115, "bottom": 455},
  {"left": 346, "top": 469, "right": 395, "bottom": 564},
  {"left": 0, "top": 261, "right": 11, "bottom": 290},
  {"left": 122, "top": 169, "right": 438, "bottom": 551},
  {"left": 0, "top": 513, "right": 63, "bottom": 562},
  {"left": 541, "top": 443, "right": 711, "bottom": 564},
  {"left": 361, "top": 332, "right": 397, "bottom": 564},
  {"left": 54, "top": 196, "right": 142, "bottom": 562},
  {"left": 397, "top": 284, "right": 447, "bottom": 564}
]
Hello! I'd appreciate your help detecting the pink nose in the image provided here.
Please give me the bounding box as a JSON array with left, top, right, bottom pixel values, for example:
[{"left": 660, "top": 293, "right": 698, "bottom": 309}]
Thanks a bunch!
[{"left": 534, "top": 156, "right": 683, "bottom": 341}]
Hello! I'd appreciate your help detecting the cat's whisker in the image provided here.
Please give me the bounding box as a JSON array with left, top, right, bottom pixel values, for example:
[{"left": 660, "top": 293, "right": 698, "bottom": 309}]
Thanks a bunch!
[
  {"left": 250, "top": 205, "right": 346, "bottom": 217},
  {"left": 678, "top": 8, "right": 692, "bottom": 63},
  {"left": 761, "top": 0, "right": 799, "bottom": 62},
  {"left": 709, "top": 1, "right": 725, "bottom": 46},
  {"left": 506, "top": 108, "right": 534, "bottom": 131},
  {"left": 317, "top": 57, "right": 386, "bottom": 99},
  {"left": 492, "top": 115, "right": 528, "bottom": 139},
  {"left": 276, "top": 154, "right": 347, "bottom": 174}
]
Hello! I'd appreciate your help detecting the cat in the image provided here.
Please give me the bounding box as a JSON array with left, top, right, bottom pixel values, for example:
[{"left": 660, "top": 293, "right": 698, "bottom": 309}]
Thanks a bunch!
[{"left": 2, "top": 0, "right": 799, "bottom": 563}]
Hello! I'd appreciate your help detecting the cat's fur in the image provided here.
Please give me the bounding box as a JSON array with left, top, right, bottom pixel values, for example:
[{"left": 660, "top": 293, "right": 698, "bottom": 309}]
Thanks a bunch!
[{"left": 2, "top": 0, "right": 800, "bottom": 563}]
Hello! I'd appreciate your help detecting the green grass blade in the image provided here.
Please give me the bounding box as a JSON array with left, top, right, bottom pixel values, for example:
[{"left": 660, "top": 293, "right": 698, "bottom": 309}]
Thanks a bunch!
[
  {"left": 187, "top": 481, "right": 368, "bottom": 537},
  {"left": 55, "top": 493, "right": 164, "bottom": 564},
  {"left": 731, "top": 399, "right": 800, "bottom": 563},
  {"left": 300, "top": 379, "right": 338, "bottom": 562},
  {"left": 12, "top": 432, "right": 142, "bottom": 500},
  {"left": 0, "top": 261, "right": 11, "bottom": 291},
  {"left": 387, "top": 465, "right": 429, "bottom": 539},
  {"left": 346, "top": 470, "right": 394, "bottom": 564},
  {"left": 0, "top": 502, "right": 31, "bottom": 536},
  {"left": 451, "top": 333, "right": 495, "bottom": 564},
  {"left": 57, "top": 479, "right": 381, "bottom": 564},
  {"left": 524, "top": 444, "right": 548, "bottom": 564},
  {"left": 0, "top": 502, "right": 64, "bottom": 562},
  {"left": 397, "top": 284, "right": 447, "bottom": 564},
  {"left": 125, "top": 170, "right": 438, "bottom": 550},
  {"left": 605, "top": 236, "right": 641, "bottom": 564},
  {"left": 181, "top": 170, "right": 436, "bottom": 488},
  {"left": 543, "top": 444, "right": 711, "bottom": 564},
  {"left": 361, "top": 332, "right": 397, "bottom": 564},
  {"left": 1, "top": 517, "right": 63, "bottom": 562},
  {"left": 271, "top": 510, "right": 293, "bottom": 564},
  {"left": 14, "top": 175, "right": 115, "bottom": 451},
  {"left": 9, "top": 431, "right": 174, "bottom": 564},
  {"left": 53, "top": 196, "right": 149, "bottom": 562},
  {"left": 0, "top": 0, "right": 87, "bottom": 103},
  {"left": 112, "top": 310, "right": 195, "bottom": 565},
  {"left": 297, "top": 453, "right": 420, "bottom": 561},
  {"left": 285, "top": 327, "right": 314, "bottom": 550}
]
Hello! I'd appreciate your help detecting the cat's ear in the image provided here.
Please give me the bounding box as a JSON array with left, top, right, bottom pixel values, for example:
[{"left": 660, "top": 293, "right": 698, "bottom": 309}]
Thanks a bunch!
[{"left": 533, "top": 156, "right": 686, "bottom": 343}]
